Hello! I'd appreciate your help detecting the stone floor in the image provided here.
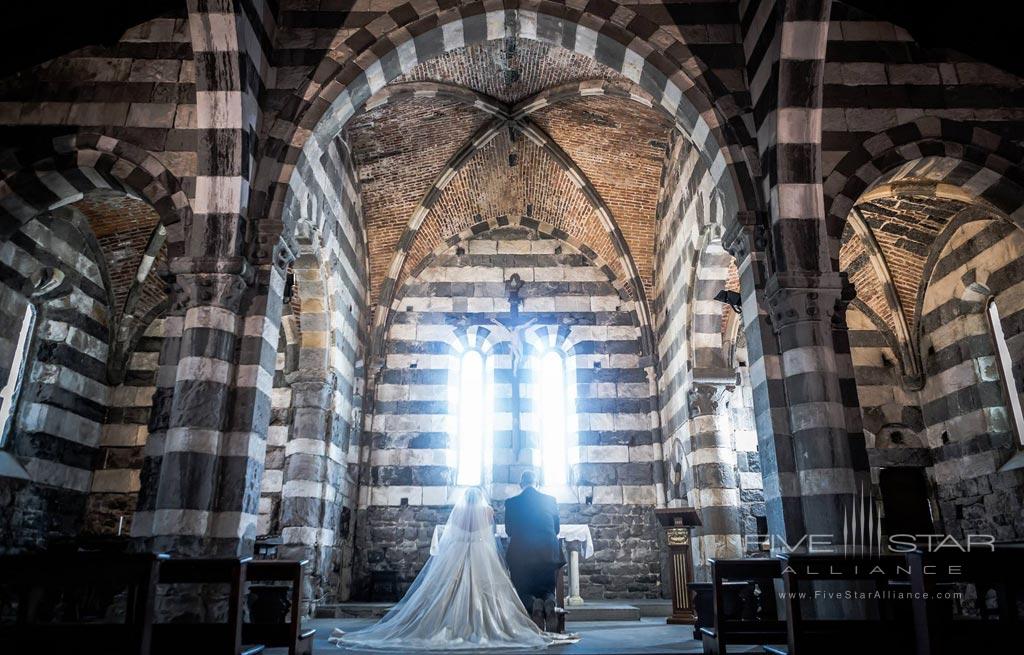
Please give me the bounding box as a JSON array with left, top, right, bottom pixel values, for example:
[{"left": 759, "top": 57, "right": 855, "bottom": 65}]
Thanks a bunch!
[{"left": 290, "top": 617, "right": 765, "bottom": 654}]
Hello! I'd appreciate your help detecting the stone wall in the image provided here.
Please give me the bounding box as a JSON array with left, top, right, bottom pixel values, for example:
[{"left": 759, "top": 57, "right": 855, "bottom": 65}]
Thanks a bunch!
[
  {"left": 918, "top": 218, "right": 1024, "bottom": 541},
  {"left": 354, "top": 501, "right": 662, "bottom": 601},
  {"left": 83, "top": 318, "right": 163, "bottom": 536},
  {"left": 0, "top": 209, "right": 112, "bottom": 551}
]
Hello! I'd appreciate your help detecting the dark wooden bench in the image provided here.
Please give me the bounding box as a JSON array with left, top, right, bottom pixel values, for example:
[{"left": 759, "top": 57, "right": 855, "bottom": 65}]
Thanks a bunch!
[
  {"left": 775, "top": 553, "right": 916, "bottom": 655},
  {"left": 908, "top": 546, "right": 1024, "bottom": 654},
  {"left": 152, "top": 557, "right": 263, "bottom": 655},
  {"left": 243, "top": 559, "right": 315, "bottom": 655},
  {"left": 0, "top": 551, "right": 165, "bottom": 655},
  {"left": 700, "top": 558, "right": 786, "bottom": 654}
]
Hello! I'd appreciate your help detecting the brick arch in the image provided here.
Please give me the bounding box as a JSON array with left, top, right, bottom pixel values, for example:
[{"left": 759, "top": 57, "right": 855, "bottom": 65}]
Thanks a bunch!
[
  {"left": 0, "top": 133, "right": 191, "bottom": 259},
  {"left": 824, "top": 117, "right": 1024, "bottom": 265},
  {"left": 842, "top": 205, "right": 924, "bottom": 386},
  {"left": 269, "top": 1, "right": 760, "bottom": 248},
  {"left": 370, "top": 115, "right": 655, "bottom": 364},
  {"left": 511, "top": 78, "right": 658, "bottom": 122},
  {"left": 360, "top": 81, "right": 508, "bottom": 119}
]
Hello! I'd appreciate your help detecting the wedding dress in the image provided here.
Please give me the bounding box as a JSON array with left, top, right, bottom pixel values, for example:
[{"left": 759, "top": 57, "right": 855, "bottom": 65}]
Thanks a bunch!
[{"left": 338, "top": 487, "right": 577, "bottom": 650}]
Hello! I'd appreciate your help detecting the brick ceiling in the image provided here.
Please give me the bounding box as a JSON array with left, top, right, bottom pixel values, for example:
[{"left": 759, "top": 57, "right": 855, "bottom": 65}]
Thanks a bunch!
[
  {"left": 840, "top": 192, "right": 973, "bottom": 335},
  {"left": 75, "top": 192, "right": 166, "bottom": 324},
  {"left": 347, "top": 38, "right": 674, "bottom": 311}
]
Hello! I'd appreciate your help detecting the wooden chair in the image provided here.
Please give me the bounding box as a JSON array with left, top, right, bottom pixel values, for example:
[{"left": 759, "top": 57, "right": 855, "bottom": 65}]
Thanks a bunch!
[
  {"left": 908, "top": 546, "right": 1024, "bottom": 654},
  {"left": 775, "top": 553, "right": 916, "bottom": 655},
  {"left": 0, "top": 551, "right": 165, "bottom": 655},
  {"left": 152, "top": 557, "right": 263, "bottom": 655},
  {"left": 243, "top": 560, "right": 315, "bottom": 655},
  {"left": 700, "top": 558, "right": 786, "bottom": 655}
]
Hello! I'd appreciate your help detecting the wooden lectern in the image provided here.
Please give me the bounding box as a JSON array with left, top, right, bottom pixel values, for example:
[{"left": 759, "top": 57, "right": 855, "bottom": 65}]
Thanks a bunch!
[{"left": 655, "top": 507, "right": 702, "bottom": 625}]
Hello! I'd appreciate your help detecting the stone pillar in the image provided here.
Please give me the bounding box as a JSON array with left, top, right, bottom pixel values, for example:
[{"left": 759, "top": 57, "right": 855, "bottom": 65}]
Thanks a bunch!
[
  {"left": 687, "top": 381, "right": 743, "bottom": 579},
  {"left": 135, "top": 286, "right": 184, "bottom": 541},
  {"left": 566, "top": 541, "right": 584, "bottom": 606},
  {"left": 765, "top": 272, "right": 870, "bottom": 543},
  {"left": 723, "top": 213, "right": 807, "bottom": 547},
  {"left": 279, "top": 371, "right": 345, "bottom": 604},
  {"left": 133, "top": 256, "right": 272, "bottom": 557}
]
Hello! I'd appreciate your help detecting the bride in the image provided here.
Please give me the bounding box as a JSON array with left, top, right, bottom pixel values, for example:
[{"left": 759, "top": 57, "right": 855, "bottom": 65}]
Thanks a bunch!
[{"left": 337, "top": 487, "right": 577, "bottom": 650}]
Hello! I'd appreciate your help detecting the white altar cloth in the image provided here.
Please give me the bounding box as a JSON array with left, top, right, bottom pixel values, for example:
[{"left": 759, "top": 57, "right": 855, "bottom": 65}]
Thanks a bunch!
[{"left": 430, "top": 523, "right": 594, "bottom": 558}]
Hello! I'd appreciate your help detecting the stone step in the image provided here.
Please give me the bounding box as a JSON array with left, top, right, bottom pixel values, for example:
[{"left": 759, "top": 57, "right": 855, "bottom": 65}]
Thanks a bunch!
[
  {"left": 565, "top": 602, "right": 640, "bottom": 622},
  {"left": 315, "top": 599, "right": 671, "bottom": 622},
  {"left": 315, "top": 602, "right": 393, "bottom": 619}
]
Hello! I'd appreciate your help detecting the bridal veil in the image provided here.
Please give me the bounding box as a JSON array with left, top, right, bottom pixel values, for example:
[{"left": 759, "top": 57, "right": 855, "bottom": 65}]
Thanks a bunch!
[{"left": 338, "top": 487, "right": 569, "bottom": 650}]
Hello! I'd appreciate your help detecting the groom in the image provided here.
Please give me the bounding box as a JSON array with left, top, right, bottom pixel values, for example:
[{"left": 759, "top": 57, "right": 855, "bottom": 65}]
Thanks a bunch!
[{"left": 504, "top": 470, "right": 565, "bottom": 629}]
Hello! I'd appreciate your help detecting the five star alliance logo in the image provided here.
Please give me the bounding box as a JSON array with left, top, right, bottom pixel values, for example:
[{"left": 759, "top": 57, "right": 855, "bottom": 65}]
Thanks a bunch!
[{"left": 841, "top": 485, "right": 884, "bottom": 557}]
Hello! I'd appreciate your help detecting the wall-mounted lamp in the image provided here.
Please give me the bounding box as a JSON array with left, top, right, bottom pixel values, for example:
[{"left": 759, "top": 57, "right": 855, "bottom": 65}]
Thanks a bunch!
[{"left": 713, "top": 289, "right": 743, "bottom": 314}]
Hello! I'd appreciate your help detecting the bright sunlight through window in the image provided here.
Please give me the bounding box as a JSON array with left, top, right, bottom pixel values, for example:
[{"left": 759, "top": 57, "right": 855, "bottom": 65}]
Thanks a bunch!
[
  {"left": 0, "top": 302, "right": 35, "bottom": 447},
  {"left": 538, "top": 349, "right": 568, "bottom": 486},
  {"left": 988, "top": 299, "right": 1024, "bottom": 447},
  {"left": 457, "top": 349, "right": 486, "bottom": 486}
]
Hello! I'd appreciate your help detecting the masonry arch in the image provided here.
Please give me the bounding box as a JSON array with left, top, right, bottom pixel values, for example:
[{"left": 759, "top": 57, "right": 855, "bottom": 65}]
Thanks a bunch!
[{"left": 267, "top": 2, "right": 761, "bottom": 259}]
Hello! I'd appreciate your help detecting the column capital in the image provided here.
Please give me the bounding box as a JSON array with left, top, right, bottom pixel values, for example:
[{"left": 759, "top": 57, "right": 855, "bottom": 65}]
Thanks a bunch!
[
  {"left": 764, "top": 271, "right": 845, "bottom": 331},
  {"left": 687, "top": 380, "right": 735, "bottom": 417},
  {"left": 722, "top": 210, "right": 769, "bottom": 262}
]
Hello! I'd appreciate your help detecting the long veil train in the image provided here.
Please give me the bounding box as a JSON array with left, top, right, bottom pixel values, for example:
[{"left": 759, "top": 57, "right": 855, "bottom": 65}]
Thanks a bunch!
[{"left": 338, "top": 487, "right": 576, "bottom": 650}]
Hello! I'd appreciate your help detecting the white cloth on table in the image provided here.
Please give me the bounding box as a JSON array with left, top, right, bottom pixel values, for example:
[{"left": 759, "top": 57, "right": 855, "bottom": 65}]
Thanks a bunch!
[{"left": 431, "top": 524, "right": 594, "bottom": 559}]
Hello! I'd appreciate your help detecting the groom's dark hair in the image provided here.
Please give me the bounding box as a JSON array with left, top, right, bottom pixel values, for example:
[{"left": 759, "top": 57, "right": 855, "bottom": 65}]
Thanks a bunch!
[{"left": 519, "top": 470, "right": 536, "bottom": 488}]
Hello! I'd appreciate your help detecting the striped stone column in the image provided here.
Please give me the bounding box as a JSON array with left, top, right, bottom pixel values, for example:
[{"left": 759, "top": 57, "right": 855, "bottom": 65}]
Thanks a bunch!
[
  {"left": 687, "top": 380, "right": 743, "bottom": 579},
  {"left": 765, "top": 272, "right": 870, "bottom": 543},
  {"left": 134, "top": 302, "right": 184, "bottom": 537},
  {"left": 279, "top": 372, "right": 346, "bottom": 601},
  {"left": 724, "top": 212, "right": 807, "bottom": 546},
  {"left": 134, "top": 261, "right": 257, "bottom": 556}
]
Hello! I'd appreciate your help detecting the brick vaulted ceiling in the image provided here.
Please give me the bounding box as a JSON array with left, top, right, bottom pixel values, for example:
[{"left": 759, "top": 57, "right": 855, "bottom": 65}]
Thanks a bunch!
[
  {"left": 839, "top": 192, "right": 977, "bottom": 337},
  {"left": 346, "top": 39, "right": 674, "bottom": 312},
  {"left": 74, "top": 192, "right": 167, "bottom": 325}
]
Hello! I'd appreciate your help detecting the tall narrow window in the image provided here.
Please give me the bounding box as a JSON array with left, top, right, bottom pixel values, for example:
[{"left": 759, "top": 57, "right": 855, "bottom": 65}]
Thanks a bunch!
[
  {"left": 457, "top": 349, "right": 486, "bottom": 486},
  {"left": 988, "top": 299, "right": 1024, "bottom": 447},
  {"left": 538, "top": 349, "right": 568, "bottom": 486},
  {"left": 0, "top": 302, "right": 35, "bottom": 447}
]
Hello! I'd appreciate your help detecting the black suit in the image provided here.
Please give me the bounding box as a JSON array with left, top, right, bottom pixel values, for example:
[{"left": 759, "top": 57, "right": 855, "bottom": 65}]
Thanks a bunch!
[{"left": 504, "top": 486, "right": 565, "bottom": 607}]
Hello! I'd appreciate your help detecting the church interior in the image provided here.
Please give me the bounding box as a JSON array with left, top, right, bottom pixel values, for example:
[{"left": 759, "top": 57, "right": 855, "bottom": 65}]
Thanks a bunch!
[{"left": 0, "top": 0, "right": 1022, "bottom": 653}]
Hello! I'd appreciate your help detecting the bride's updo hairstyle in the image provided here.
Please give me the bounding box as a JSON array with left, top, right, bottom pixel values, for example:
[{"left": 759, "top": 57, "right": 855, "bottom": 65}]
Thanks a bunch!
[{"left": 462, "top": 486, "right": 484, "bottom": 506}]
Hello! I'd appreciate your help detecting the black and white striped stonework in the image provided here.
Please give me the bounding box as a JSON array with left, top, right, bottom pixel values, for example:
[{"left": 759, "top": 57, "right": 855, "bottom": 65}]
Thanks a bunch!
[
  {"left": 263, "top": 2, "right": 761, "bottom": 265},
  {"left": 357, "top": 225, "right": 661, "bottom": 598},
  {"left": 252, "top": 131, "right": 368, "bottom": 598},
  {"left": 0, "top": 210, "right": 113, "bottom": 549},
  {"left": 84, "top": 319, "right": 164, "bottom": 536},
  {"left": 918, "top": 218, "right": 1024, "bottom": 539},
  {"left": 654, "top": 131, "right": 754, "bottom": 566}
]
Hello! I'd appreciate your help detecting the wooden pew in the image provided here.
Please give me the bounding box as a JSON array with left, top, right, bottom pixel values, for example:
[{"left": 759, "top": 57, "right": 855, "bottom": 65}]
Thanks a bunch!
[
  {"left": 772, "top": 553, "right": 916, "bottom": 655},
  {"left": 0, "top": 551, "right": 165, "bottom": 655},
  {"left": 243, "top": 559, "right": 316, "bottom": 655},
  {"left": 700, "top": 558, "right": 786, "bottom": 655},
  {"left": 152, "top": 557, "right": 263, "bottom": 655},
  {"left": 908, "top": 546, "right": 1024, "bottom": 654}
]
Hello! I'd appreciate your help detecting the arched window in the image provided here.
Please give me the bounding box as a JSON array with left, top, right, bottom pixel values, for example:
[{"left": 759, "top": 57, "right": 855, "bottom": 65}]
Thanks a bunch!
[
  {"left": 537, "top": 349, "right": 569, "bottom": 486},
  {"left": 1, "top": 301, "right": 36, "bottom": 448},
  {"left": 456, "top": 349, "right": 489, "bottom": 486},
  {"left": 987, "top": 298, "right": 1024, "bottom": 448}
]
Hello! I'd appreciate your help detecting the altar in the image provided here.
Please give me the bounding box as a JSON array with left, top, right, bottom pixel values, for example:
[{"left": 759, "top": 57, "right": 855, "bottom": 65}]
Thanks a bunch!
[{"left": 430, "top": 524, "right": 594, "bottom": 605}]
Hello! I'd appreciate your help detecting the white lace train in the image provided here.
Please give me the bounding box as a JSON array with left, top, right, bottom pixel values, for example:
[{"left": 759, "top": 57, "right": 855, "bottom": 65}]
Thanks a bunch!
[{"left": 338, "top": 488, "right": 576, "bottom": 650}]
